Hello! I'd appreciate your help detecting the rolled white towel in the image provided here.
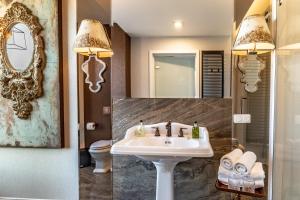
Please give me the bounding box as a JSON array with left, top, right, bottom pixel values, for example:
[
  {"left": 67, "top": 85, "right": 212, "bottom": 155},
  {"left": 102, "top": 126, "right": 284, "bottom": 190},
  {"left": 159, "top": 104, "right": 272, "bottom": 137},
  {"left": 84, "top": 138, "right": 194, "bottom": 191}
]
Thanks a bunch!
[
  {"left": 218, "top": 166, "right": 242, "bottom": 185},
  {"left": 234, "top": 151, "right": 257, "bottom": 175},
  {"left": 220, "top": 148, "right": 243, "bottom": 170},
  {"left": 218, "top": 165, "right": 232, "bottom": 177},
  {"left": 219, "top": 162, "right": 265, "bottom": 179},
  {"left": 250, "top": 162, "right": 265, "bottom": 180},
  {"left": 254, "top": 179, "right": 264, "bottom": 189}
]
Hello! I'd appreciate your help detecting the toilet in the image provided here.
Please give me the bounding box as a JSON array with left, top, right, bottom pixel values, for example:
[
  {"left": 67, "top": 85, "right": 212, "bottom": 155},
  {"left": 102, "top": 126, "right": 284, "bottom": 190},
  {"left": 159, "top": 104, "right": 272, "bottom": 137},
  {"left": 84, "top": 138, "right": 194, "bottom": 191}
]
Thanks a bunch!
[{"left": 89, "top": 140, "right": 112, "bottom": 173}]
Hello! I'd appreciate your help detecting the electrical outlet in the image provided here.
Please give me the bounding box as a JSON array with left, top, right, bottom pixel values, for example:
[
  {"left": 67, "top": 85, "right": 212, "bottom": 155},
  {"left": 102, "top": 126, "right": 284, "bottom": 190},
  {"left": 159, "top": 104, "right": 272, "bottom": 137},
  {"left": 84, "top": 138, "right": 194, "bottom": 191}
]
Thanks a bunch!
[
  {"left": 86, "top": 122, "right": 96, "bottom": 130},
  {"left": 233, "top": 114, "right": 251, "bottom": 124}
]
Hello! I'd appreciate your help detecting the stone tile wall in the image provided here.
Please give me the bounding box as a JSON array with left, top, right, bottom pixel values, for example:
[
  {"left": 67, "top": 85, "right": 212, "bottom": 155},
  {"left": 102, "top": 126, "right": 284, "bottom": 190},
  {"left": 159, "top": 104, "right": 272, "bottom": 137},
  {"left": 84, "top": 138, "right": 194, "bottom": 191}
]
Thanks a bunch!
[{"left": 112, "top": 98, "right": 233, "bottom": 200}]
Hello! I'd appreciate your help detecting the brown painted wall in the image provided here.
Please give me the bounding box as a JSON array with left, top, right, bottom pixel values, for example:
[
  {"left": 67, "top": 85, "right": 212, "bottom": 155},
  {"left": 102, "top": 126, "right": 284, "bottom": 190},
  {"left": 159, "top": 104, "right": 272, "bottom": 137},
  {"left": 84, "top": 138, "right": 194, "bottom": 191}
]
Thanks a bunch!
[
  {"left": 111, "top": 23, "right": 131, "bottom": 98},
  {"left": 80, "top": 24, "right": 131, "bottom": 148},
  {"left": 234, "top": 0, "right": 254, "bottom": 26},
  {"left": 83, "top": 58, "right": 112, "bottom": 147},
  {"left": 77, "top": 0, "right": 111, "bottom": 24},
  {"left": 81, "top": 26, "right": 112, "bottom": 147}
]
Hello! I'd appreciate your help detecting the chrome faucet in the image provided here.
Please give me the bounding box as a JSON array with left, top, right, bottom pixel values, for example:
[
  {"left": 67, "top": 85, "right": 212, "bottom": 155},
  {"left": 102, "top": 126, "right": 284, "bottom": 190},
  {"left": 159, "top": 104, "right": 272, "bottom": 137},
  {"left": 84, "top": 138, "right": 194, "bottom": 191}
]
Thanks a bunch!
[{"left": 165, "top": 121, "right": 172, "bottom": 137}]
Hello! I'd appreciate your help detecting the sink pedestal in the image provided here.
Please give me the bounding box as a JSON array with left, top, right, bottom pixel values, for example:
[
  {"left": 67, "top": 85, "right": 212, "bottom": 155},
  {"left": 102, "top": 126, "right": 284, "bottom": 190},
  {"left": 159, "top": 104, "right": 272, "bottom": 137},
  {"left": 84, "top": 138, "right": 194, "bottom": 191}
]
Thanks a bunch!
[
  {"left": 152, "top": 157, "right": 191, "bottom": 200},
  {"left": 153, "top": 160, "right": 176, "bottom": 200}
]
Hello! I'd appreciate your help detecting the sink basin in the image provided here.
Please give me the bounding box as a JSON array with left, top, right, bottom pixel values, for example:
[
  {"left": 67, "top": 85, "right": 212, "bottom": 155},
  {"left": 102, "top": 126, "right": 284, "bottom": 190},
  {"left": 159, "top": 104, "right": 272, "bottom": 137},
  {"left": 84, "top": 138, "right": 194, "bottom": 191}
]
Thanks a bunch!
[
  {"left": 111, "top": 122, "right": 214, "bottom": 157},
  {"left": 111, "top": 122, "right": 214, "bottom": 200}
]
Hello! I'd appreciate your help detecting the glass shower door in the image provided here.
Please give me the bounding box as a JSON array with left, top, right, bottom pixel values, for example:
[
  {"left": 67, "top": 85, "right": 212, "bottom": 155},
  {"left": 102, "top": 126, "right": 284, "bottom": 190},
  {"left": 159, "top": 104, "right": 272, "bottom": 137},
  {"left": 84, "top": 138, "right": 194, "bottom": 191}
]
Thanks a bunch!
[
  {"left": 273, "top": 53, "right": 300, "bottom": 200},
  {"left": 272, "top": 0, "right": 300, "bottom": 199}
]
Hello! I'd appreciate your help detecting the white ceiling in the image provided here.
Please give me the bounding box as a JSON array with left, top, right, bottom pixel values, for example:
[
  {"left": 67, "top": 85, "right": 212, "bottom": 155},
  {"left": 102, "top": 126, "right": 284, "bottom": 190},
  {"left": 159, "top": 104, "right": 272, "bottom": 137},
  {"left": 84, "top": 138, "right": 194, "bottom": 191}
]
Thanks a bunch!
[{"left": 112, "top": 0, "right": 234, "bottom": 37}]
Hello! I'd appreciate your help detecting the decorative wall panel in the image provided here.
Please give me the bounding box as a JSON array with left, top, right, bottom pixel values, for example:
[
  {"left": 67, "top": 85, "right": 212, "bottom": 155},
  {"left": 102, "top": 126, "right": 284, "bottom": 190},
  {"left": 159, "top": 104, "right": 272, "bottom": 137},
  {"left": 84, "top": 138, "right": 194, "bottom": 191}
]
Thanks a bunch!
[{"left": 0, "top": 0, "right": 63, "bottom": 148}]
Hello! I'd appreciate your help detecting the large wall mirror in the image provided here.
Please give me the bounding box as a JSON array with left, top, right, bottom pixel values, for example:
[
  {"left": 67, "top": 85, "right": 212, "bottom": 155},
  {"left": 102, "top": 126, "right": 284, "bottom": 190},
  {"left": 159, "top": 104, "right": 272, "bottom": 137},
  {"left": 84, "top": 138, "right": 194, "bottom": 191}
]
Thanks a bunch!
[
  {"left": 0, "top": 2, "right": 45, "bottom": 119},
  {"left": 78, "top": 0, "right": 234, "bottom": 199},
  {"left": 112, "top": 1, "right": 233, "bottom": 99}
]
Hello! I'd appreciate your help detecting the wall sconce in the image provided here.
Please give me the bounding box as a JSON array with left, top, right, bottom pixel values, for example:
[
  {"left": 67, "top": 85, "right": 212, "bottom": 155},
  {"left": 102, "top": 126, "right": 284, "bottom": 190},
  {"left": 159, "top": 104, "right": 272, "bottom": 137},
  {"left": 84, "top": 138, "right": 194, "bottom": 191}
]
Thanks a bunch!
[
  {"left": 73, "top": 19, "right": 113, "bottom": 93},
  {"left": 233, "top": 15, "right": 275, "bottom": 93}
]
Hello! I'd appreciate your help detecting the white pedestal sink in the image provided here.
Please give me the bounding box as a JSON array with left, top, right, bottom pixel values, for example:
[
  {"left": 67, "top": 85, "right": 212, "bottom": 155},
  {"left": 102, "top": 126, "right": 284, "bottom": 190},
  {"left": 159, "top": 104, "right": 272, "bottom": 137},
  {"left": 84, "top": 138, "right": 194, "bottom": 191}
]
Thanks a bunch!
[{"left": 111, "top": 122, "right": 214, "bottom": 200}]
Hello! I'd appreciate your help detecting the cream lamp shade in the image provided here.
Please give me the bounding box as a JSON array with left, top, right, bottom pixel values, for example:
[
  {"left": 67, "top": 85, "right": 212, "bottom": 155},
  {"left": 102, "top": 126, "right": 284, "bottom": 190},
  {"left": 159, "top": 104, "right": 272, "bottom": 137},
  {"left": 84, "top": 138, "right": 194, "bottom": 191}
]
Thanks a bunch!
[
  {"left": 233, "top": 15, "right": 275, "bottom": 55},
  {"left": 73, "top": 19, "right": 113, "bottom": 58}
]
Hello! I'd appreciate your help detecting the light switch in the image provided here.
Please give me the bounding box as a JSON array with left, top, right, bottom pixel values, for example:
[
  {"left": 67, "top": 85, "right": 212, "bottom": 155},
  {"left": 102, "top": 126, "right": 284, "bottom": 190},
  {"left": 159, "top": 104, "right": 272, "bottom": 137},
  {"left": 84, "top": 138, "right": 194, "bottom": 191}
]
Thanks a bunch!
[
  {"left": 103, "top": 106, "right": 111, "bottom": 115},
  {"left": 233, "top": 114, "right": 251, "bottom": 124}
]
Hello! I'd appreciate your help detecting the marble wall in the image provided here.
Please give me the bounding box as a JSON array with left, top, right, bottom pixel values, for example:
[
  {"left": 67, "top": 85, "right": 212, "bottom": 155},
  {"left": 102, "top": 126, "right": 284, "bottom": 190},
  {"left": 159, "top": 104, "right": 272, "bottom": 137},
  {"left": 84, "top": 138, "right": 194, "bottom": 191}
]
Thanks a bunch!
[
  {"left": 0, "top": 0, "right": 62, "bottom": 147},
  {"left": 112, "top": 98, "right": 234, "bottom": 200}
]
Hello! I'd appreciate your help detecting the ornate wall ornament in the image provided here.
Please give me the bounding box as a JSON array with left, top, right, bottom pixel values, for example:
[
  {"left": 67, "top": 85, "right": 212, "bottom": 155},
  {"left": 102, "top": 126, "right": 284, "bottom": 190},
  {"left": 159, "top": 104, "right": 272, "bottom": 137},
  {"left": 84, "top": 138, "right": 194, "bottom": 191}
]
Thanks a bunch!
[
  {"left": 0, "top": 2, "right": 45, "bottom": 119},
  {"left": 81, "top": 54, "right": 107, "bottom": 93},
  {"left": 238, "top": 54, "right": 266, "bottom": 93}
]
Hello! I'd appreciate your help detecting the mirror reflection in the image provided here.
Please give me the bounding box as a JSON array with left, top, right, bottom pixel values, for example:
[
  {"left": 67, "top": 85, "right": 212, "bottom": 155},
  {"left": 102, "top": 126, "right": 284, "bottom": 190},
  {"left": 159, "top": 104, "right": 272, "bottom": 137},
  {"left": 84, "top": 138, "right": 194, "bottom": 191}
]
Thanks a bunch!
[
  {"left": 69, "top": 0, "right": 276, "bottom": 199},
  {"left": 153, "top": 53, "right": 198, "bottom": 98},
  {"left": 6, "top": 23, "right": 34, "bottom": 71},
  {"left": 78, "top": 1, "right": 235, "bottom": 199},
  {"left": 116, "top": 0, "right": 233, "bottom": 99}
]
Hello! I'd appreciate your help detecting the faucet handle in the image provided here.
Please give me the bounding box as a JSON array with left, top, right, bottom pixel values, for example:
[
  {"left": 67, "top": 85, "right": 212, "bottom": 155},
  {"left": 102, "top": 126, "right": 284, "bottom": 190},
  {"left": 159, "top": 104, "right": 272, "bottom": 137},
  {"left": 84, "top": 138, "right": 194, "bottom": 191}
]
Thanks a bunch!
[
  {"left": 178, "top": 128, "right": 187, "bottom": 137},
  {"left": 152, "top": 127, "right": 160, "bottom": 137},
  {"left": 166, "top": 120, "right": 172, "bottom": 127}
]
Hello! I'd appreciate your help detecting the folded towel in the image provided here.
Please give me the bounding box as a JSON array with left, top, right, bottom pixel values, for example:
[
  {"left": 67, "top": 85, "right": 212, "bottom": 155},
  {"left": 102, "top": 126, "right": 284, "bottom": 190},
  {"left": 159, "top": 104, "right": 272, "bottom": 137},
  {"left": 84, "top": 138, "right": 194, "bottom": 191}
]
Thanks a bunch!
[
  {"left": 218, "top": 154, "right": 264, "bottom": 189},
  {"left": 218, "top": 174, "right": 230, "bottom": 185},
  {"left": 234, "top": 151, "right": 257, "bottom": 175},
  {"left": 250, "top": 162, "right": 265, "bottom": 180},
  {"left": 217, "top": 175, "right": 264, "bottom": 189},
  {"left": 219, "top": 162, "right": 264, "bottom": 179},
  {"left": 219, "top": 159, "right": 264, "bottom": 180},
  {"left": 221, "top": 148, "right": 243, "bottom": 170}
]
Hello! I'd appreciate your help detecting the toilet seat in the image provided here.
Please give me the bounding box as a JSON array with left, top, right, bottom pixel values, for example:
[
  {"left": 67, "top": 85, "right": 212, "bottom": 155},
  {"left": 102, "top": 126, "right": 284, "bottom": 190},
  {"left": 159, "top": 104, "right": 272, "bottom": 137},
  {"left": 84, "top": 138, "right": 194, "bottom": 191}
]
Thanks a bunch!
[
  {"left": 90, "top": 140, "right": 112, "bottom": 150},
  {"left": 89, "top": 147, "right": 110, "bottom": 153}
]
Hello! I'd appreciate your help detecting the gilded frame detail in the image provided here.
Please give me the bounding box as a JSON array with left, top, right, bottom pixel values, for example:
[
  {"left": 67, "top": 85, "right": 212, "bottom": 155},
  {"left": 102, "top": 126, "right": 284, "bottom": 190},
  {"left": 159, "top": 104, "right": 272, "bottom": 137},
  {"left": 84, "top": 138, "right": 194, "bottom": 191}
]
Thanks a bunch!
[{"left": 0, "top": 2, "right": 45, "bottom": 119}]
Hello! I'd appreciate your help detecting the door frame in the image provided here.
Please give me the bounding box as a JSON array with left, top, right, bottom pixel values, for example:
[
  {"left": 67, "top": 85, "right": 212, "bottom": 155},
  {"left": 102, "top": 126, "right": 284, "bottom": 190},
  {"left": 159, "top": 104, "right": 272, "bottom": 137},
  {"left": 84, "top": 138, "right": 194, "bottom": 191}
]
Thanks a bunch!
[{"left": 149, "top": 50, "right": 200, "bottom": 98}]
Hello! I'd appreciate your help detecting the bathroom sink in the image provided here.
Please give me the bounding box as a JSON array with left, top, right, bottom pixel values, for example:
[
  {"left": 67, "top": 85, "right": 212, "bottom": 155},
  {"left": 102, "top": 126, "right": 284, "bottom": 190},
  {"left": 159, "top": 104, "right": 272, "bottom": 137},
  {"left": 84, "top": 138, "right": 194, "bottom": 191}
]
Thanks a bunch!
[
  {"left": 111, "top": 122, "right": 214, "bottom": 200},
  {"left": 111, "top": 122, "right": 213, "bottom": 157}
]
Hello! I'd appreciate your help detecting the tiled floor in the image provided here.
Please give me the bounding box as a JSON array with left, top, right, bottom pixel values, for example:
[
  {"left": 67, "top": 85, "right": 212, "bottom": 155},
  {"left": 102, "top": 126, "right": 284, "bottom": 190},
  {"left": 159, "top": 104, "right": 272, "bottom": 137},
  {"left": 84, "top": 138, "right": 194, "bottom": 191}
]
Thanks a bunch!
[{"left": 80, "top": 166, "right": 112, "bottom": 200}]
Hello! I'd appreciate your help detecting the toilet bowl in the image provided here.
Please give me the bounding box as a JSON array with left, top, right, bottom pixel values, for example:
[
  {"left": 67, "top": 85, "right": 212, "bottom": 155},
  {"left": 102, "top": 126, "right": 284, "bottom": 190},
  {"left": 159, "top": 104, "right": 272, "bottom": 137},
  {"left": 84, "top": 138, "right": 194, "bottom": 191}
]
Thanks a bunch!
[{"left": 89, "top": 140, "right": 112, "bottom": 173}]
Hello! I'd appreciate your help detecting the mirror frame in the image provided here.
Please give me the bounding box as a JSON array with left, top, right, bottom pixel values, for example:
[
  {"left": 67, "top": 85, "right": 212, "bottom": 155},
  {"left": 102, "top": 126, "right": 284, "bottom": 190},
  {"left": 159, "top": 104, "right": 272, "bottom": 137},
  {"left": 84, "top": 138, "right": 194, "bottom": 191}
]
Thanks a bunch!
[{"left": 0, "top": 2, "right": 45, "bottom": 119}]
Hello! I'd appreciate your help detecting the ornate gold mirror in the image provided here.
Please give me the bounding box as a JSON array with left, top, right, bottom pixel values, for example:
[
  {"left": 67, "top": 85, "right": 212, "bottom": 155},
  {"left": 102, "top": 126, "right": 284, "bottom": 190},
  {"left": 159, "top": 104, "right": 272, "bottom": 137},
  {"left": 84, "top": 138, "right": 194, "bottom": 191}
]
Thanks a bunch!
[{"left": 0, "top": 2, "right": 45, "bottom": 119}]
